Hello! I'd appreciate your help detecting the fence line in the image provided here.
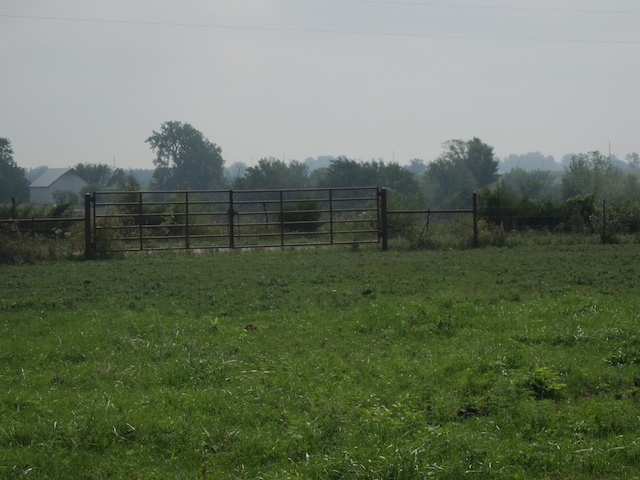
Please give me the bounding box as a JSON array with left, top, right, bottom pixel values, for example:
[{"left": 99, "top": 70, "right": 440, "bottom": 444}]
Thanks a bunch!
[
  {"left": 0, "top": 217, "right": 84, "bottom": 236},
  {"left": 479, "top": 198, "right": 620, "bottom": 240},
  {"left": 86, "top": 187, "right": 384, "bottom": 257},
  {"left": 387, "top": 192, "right": 479, "bottom": 248},
  {"left": 0, "top": 190, "right": 484, "bottom": 257}
]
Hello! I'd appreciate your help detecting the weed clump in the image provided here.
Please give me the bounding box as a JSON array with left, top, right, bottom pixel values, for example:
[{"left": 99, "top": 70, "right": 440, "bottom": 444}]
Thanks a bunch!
[{"left": 525, "top": 367, "right": 567, "bottom": 400}]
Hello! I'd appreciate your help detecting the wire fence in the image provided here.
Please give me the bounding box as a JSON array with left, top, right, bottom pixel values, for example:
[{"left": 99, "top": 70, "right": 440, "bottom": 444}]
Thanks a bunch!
[
  {"left": 4, "top": 192, "right": 640, "bottom": 260},
  {"left": 0, "top": 217, "right": 84, "bottom": 236},
  {"left": 479, "top": 198, "right": 640, "bottom": 244}
]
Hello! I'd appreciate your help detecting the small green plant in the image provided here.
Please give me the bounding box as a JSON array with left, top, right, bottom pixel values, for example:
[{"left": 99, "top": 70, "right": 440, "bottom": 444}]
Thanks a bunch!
[
  {"left": 605, "top": 347, "right": 640, "bottom": 366},
  {"left": 525, "top": 366, "right": 567, "bottom": 399}
]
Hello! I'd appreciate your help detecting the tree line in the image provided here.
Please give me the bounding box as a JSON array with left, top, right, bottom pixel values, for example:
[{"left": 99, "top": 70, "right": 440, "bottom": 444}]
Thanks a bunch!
[{"left": 3, "top": 120, "right": 640, "bottom": 234}]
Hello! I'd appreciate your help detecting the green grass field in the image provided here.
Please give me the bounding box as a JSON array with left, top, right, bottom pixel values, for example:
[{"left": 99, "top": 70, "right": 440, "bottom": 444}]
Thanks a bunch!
[{"left": 2, "top": 246, "right": 640, "bottom": 479}]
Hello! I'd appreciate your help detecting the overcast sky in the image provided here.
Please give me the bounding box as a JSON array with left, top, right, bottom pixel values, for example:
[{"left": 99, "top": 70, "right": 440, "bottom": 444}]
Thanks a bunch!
[{"left": 2, "top": 0, "right": 639, "bottom": 170}]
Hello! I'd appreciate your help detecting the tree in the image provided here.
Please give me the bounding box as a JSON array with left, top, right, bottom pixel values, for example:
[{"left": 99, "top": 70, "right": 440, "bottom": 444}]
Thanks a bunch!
[
  {"left": 560, "top": 151, "right": 620, "bottom": 200},
  {"left": 625, "top": 152, "right": 640, "bottom": 169},
  {"left": 303, "top": 156, "right": 335, "bottom": 172},
  {"left": 423, "top": 137, "right": 499, "bottom": 207},
  {"left": 318, "top": 157, "right": 414, "bottom": 189},
  {"left": 74, "top": 163, "right": 126, "bottom": 193},
  {"left": 405, "top": 159, "right": 427, "bottom": 176},
  {"left": 424, "top": 156, "right": 475, "bottom": 207},
  {"left": 234, "top": 158, "right": 310, "bottom": 190},
  {"left": 0, "top": 137, "right": 29, "bottom": 203},
  {"left": 499, "top": 168, "right": 558, "bottom": 200},
  {"left": 463, "top": 137, "right": 500, "bottom": 187},
  {"left": 224, "top": 161, "right": 248, "bottom": 184},
  {"left": 318, "top": 157, "right": 422, "bottom": 206},
  {"left": 147, "top": 121, "right": 225, "bottom": 190},
  {"left": 501, "top": 152, "right": 559, "bottom": 172},
  {"left": 319, "top": 157, "right": 375, "bottom": 187},
  {"left": 559, "top": 153, "right": 576, "bottom": 169}
]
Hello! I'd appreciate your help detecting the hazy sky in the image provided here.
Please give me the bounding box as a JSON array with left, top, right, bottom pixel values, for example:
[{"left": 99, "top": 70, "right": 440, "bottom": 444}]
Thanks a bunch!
[{"left": 2, "top": 0, "right": 639, "bottom": 170}]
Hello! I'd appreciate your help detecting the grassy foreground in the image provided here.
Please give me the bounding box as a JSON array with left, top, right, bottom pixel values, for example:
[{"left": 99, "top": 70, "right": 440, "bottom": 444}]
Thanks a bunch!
[{"left": 1, "top": 246, "right": 640, "bottom": 479}]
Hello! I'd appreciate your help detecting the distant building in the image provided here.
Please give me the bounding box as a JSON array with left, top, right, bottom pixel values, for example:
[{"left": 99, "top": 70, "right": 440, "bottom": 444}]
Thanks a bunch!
[{"left": 29, "top": 168, "right": 88, "bottom": 204}]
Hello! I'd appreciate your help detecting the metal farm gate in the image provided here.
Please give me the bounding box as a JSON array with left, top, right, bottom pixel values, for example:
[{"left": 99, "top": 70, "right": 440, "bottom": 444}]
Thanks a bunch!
[{"left": 85, "top": 187, "right": 386, "bottom": 256}]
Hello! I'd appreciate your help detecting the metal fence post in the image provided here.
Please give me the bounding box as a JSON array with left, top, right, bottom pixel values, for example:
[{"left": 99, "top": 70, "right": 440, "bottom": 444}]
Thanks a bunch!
[
  {"left": 228, "top": 190, "right": 235, "bottom": 249},
  {"left": 84, "top": 193, "right": 93, "bottom": 259},
  {"left": 138, "top": 192, "right": 144, "bottom": 251},
  {"left": 185, "top": 191, "right": 190, "bottom": 249},
  {"left": 329, "top": 189, "right": 334, "bottom": 245},
  {"left": 279, "top": 191, "right": 284, "bottom": 247},
  {"left": 472, "top": 191, "right": 479, "bottom": 248},
  {"left": 380, "top": 187, "right": 388, "bottom": 251}
]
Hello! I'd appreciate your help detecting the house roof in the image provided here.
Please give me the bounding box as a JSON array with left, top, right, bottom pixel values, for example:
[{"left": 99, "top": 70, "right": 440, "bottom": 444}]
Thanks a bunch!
[{"left": 30, "top": 168, "right": 84, "bottom": 188}]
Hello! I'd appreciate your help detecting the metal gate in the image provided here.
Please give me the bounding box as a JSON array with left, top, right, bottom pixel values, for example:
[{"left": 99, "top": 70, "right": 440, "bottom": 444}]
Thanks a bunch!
[{"left": 85, "top": 187, "right": 385, "bottom": 256}]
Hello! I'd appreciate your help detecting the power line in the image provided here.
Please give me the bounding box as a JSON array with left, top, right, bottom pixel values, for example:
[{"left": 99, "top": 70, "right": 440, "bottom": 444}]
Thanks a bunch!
[
  {"left": 336, "top": 0, "right": 640, "bottom": 15},
  {"left": 1, "top": 13, "right": 639, "bottom": 45}
]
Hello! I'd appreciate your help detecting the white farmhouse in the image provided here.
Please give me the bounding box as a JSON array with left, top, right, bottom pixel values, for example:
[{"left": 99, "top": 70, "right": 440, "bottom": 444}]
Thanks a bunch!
[{"left": 29, "top": 168, "right": 88, "bottom": 204}]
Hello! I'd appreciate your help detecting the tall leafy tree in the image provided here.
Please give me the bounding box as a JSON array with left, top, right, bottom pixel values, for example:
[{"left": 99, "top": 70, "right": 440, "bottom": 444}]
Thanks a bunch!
[
  {"left": 424, "top": 156, "right": 475, "bottom": 207},
  {"left": 0, "top": 137, "right": 29, "bottom": 202},
  {"left": 438, "top": 137, "right": 499, "bottom": 187},
  {"left": 560, "top": 151, "right": 620, "bottom": 200},
  {"left": 424, "top": 137, "right": 499, "bottom": 207},
  {"left": 147, "top": 121, "right": 225, "bottom": 190}
]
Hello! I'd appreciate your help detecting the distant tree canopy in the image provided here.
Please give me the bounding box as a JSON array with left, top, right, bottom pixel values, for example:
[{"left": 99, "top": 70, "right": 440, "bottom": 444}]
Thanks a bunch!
[
  {"left": 316, "top": 157, "right": 422, "bottom": 204},
  {"left": 147, "top": 121, "right": 225, "bottom": 190},
  {"left": 424, "top": 137, "right": 499, "bottom": 207},
  {"left": 405, "top": 159, "right": 427, "bottom": 176},
  {"left": 224, "top": 161, "right": 248, "bottom": 183},
  {"left": 499, "top": 168, "right": 558, "bottom": 201},
  {"left": 74, "top": 163, "right": 128, "bottom": 193},
  {"left": 478, "top": 149, "right": 640, "bottom": 234},
  {"left": 231, "top": 157, "right": 421, "bottom": 204},
  {"left": 0, "top": 137, "right": 29, "bottom": 202},
  {"left": 626, "top": 152, "right": 640, "bottom": 169},
  {"left": 500, "top": 152, "right": 559, "bottom": 172},
  {"left": 235, "top": 158, "right": 310, "bottom": 190},
  {"left": 561, "top": 151, "right": 627, "bottom": 201}
]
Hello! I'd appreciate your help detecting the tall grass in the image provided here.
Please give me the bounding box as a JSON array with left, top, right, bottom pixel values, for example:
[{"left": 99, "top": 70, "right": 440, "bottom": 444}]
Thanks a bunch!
[
  {"left": 2, "top": 246, "right": 640, "bottom": 478},
  {"left": 0, "top": 222, "right": 86, "bottom": 264}
]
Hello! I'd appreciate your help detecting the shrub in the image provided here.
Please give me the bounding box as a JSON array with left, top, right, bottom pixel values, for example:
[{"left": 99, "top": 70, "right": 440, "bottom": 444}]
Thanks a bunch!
[
  {"left": 480, "top": 186, "right": 566, "bottom": 231},
  {"left": 525, "top": 367, "right": 567, "bottom": 400},
  {"left": 564, "top": 193, "right": 597, "bottom": 233},
  {"left": 278, "top": 199, "right": 323, "bottom": 232},
  {"left": 0, "top": 221, "right": 85, "bottom": 264}
]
